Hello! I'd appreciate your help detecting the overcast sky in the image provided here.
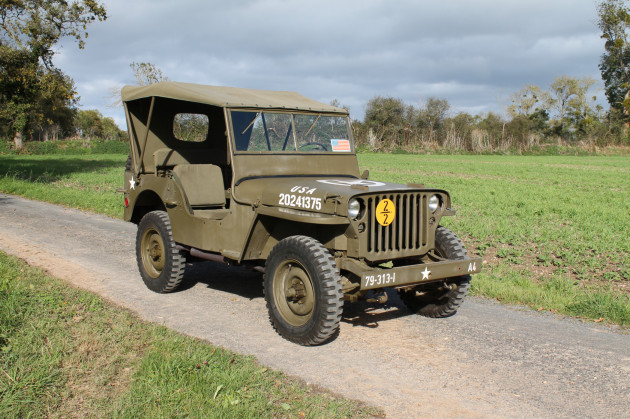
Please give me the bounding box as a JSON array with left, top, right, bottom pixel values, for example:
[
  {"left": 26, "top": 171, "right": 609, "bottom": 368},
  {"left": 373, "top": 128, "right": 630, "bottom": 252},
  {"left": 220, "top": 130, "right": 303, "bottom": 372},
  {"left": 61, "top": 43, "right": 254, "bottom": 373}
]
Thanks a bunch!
[{"left": 55, "top": 0, "right": 605, "bottom": 128}]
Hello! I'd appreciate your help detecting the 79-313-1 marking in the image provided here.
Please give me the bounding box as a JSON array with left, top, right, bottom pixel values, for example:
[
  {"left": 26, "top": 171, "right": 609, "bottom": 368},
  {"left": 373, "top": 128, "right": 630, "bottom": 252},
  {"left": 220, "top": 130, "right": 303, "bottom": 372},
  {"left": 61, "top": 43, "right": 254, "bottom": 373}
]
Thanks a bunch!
[{"left": 363, "top": 272, "right": 396, "bottom": 288}]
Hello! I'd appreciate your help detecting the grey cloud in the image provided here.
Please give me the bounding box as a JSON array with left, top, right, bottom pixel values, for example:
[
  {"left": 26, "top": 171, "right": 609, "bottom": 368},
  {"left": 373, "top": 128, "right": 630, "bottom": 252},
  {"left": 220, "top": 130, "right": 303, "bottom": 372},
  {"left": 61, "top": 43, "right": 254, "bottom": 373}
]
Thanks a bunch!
[{"left": 55, "top": 0, "right": 605, "bottom": 126}]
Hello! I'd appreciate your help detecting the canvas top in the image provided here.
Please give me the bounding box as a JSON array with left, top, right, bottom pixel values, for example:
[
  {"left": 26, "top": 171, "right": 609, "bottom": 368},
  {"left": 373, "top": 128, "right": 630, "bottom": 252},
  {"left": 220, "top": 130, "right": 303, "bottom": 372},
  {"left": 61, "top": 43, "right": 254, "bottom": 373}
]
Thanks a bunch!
[{"left": 121, "top": 81, "right": 348, "bottom": 114}]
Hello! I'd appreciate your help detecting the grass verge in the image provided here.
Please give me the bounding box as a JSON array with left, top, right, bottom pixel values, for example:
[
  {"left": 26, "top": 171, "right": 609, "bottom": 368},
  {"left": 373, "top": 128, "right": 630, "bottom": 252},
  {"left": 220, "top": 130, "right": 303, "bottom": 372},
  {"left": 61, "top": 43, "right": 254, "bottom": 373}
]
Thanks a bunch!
[
  {"left": 0, "top": 154, "right": 124, "bottom": 217},
  {"left": 0, "top": 251, "right": 380, "bottom": 418}
]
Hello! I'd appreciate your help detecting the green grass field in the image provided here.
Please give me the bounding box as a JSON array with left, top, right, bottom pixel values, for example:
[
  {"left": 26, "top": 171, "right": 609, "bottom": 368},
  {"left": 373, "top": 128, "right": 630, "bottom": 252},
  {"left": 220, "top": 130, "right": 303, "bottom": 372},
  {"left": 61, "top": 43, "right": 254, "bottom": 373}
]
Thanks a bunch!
[
  {"left": 0, "top": 154, "right": 124, "bottom": 217},
  {"left": 0, "top": 152, "right": 628, "bottom": 324}
]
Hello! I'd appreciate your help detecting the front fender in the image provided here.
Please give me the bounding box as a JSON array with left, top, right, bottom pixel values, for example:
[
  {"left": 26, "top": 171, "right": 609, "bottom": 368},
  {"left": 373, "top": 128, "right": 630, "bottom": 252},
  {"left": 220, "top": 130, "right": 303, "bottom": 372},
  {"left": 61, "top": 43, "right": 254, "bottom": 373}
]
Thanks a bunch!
[{"left": 239, "top": 208, "right": 349, "bottom": 262}]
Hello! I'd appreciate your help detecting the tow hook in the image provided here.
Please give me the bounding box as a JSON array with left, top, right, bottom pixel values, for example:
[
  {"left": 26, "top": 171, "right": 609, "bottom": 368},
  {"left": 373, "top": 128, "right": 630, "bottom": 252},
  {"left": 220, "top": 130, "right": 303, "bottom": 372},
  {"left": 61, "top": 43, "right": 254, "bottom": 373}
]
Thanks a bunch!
[
  {"left": 441, "top": 282, "right": 458, "bottom": 292},
  {"left": 367, "top": 292, "right": 388, "bottom": 304}
]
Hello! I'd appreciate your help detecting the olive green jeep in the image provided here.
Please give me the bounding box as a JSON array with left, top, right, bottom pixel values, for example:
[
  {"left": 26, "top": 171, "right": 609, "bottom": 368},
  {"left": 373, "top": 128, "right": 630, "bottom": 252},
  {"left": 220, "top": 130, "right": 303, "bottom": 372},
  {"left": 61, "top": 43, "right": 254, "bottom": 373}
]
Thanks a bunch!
[{"left": 121, "top": 81, "right": 481, "bottom": 346}]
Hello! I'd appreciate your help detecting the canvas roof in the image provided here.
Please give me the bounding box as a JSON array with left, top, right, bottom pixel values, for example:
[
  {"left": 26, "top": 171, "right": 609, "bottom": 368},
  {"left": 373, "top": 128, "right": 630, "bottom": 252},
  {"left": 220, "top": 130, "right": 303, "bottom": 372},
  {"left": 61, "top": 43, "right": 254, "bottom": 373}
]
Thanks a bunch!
[{"left": 121, "top": 81, "right": 348, "bottom": 114}]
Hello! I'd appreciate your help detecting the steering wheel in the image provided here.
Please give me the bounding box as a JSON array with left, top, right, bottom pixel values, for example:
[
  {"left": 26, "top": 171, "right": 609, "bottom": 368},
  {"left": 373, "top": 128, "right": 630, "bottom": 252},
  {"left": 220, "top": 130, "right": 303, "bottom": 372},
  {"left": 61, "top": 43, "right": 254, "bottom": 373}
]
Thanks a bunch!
[{"left": 299, "top": 142, "right": 329, "bottom": 151}]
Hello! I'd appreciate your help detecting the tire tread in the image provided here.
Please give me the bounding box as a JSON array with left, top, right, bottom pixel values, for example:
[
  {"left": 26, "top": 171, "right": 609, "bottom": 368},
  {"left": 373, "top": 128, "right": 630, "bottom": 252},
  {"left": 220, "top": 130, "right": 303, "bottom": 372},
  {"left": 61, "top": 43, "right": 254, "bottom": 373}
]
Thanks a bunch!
[
  {"left": 264, "top": 235, "right": 343, "bottom": 346},
  {"left": 136, "top": 210, "right": 186, "bottom": 293},
  {"left": 399, "top": 226, "right": 471, "bottom": 318}
]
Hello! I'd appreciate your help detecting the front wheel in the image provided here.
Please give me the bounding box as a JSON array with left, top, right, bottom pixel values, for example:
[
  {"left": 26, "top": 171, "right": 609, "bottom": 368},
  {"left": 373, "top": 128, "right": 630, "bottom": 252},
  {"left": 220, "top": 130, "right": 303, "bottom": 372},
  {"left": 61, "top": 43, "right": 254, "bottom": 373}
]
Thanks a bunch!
[
  {"left": 399, "top": 226, "right": 471, "bottom": 318},
  {"left": 264, "top": 236, "right": 343, "bottom": 345},
  {"left": 136, "top": 211, "right": 186, "bottom": 293}
]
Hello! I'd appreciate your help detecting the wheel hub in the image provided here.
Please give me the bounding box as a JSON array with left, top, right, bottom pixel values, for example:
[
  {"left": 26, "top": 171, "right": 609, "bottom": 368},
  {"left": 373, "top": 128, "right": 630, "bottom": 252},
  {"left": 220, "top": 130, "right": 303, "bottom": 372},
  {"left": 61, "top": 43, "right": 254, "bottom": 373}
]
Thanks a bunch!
[
  {"left": 141, "top": 228, "right": 165, "bottom": 278},
  {"left": 273, "top": 261, "right": 314, "bottom": 326},
  {"left": 286, "top": 279, "right": 307, "bottom": 300},
  {"left": 149, "top": 242, "right": 161, "bottom": 259}
]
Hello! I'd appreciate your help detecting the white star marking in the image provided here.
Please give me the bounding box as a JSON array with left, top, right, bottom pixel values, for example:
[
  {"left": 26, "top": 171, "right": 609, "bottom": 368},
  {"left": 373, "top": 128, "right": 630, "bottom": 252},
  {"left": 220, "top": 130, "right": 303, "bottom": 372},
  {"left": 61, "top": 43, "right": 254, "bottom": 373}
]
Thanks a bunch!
[
  {"left": 421, "top": 267, "right": 431, "bottom": 280},
  {"left": 129, "top": 177, "right": 136, "bottom": 190}
]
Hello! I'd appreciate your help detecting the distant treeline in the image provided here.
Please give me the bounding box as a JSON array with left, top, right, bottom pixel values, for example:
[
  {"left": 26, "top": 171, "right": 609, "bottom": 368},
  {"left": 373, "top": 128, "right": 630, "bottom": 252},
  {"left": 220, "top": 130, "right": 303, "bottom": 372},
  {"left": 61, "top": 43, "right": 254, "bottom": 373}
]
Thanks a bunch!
[
  {"left": 0, "top": 108, "right": 126, "bottom": 144},
  {"left": 350, "top": 76, "right": 629, "bottom": 153}
]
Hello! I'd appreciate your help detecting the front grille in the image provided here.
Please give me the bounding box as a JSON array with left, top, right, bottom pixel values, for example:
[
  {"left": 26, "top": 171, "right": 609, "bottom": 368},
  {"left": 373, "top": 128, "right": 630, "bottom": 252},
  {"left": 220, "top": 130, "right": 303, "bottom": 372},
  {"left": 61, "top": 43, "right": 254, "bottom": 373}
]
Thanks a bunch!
[{"left": 365, "top": 193, "right": 428, "bottom": 260}]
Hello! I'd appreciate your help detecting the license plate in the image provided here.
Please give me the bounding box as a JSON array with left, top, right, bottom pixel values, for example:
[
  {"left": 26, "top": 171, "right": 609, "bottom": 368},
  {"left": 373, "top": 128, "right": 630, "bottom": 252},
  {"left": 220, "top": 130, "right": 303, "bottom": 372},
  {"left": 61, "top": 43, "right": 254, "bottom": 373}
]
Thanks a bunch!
[{"left": 362, "top": 272, "right": 397, "bottom": 289}]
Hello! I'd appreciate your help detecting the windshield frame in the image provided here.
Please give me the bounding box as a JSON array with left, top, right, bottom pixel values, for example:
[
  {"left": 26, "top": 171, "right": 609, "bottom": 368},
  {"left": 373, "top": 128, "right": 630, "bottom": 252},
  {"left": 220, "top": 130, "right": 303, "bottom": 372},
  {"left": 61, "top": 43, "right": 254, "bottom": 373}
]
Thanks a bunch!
[{"left": 227, "top": 108, "right": 354, "bottom": 155}]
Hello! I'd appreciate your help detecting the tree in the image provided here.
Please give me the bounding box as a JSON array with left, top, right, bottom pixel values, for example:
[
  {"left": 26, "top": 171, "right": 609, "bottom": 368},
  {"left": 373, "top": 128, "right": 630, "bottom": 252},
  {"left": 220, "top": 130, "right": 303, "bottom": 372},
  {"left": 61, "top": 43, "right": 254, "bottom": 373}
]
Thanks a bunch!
[
  {"left": 528, "top": 108, "right": 550, "bottom": 134},
  {"left": 446, "top": 112, "right": 475, "bottom": 149},
  {"left": 0, "top": 0, "right": 106, "bottom": 147},
  {"left": 363, "top": 96, "right": 415, "bottom": 147},
  {"left": 109, "top": 62, "right": 167, "bottom": 107},
  {"left": 364, "top": 96, "right": 409, "bottom": 129},
  {"left": 329, "top": 98, "right": 349, "bottom": 113},
  {"left": 101, "top": 117, "right": 123, "bottom": 141},
  {"left": 417, "top": 97, "right": 450, "bottom": 131},
  {"left": 477, "top": 112, "right": 505, "bottom": 143},
  {"left": 130, "top": 62, "right": 168, "bottom": 86},
  {"left": 597, "top": 0, "right": 630, "bottom": 117},
  {"left": 0, "top": 0, "right": 107, "bottom": 67},
  {"left": 507, "top": 84, "right": 547, "bottom": 118},
  {"left": 0, "top": 46, "right": 38, "bottom": 148},
  {"left": 34, "top": 69, "right": 78, "bottom": 141},
  {"left": 566, "top": 78, "right": 598, "bottom": 135},
  {"left": 76, "top": 109, "right": 103, "bottom": 139},
  {"left": 546, "top": 76, "right": 596, "bottom": 136}
]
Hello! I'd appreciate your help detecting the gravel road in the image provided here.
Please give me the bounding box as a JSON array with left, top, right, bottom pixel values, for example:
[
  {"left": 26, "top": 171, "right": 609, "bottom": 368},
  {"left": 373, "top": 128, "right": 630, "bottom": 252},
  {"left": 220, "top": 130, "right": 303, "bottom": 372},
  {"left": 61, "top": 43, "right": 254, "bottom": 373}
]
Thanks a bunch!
[{"left": 0, "top": 193, "right": 628, "bottom": 418}]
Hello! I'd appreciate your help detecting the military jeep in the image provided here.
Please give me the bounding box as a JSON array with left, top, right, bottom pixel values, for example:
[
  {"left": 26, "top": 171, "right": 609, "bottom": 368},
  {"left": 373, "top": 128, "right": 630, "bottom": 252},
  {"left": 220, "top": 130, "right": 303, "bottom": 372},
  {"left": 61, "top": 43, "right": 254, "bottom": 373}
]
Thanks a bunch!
[{"left": 121, "top": 81, "right": 481, "bottom": 346}]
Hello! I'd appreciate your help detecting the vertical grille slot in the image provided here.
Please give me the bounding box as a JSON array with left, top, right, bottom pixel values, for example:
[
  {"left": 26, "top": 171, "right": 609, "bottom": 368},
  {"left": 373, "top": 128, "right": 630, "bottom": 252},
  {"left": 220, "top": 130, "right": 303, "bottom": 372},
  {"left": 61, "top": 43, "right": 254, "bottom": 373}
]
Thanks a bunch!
[
  {"left": 367, "top": 196, "right": 375, "bottom": 252},
  {"left": 397, "top": 194, "right": 403, "bottom": 251}
]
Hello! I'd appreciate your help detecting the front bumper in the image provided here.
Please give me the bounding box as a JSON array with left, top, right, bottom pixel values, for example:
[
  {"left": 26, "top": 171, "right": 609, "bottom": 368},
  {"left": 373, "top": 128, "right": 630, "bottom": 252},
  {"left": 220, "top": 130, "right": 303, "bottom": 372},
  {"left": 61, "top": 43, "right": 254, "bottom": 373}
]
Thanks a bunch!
[{"left": 340, "top": 257, "right": 483, "bottom": 291}]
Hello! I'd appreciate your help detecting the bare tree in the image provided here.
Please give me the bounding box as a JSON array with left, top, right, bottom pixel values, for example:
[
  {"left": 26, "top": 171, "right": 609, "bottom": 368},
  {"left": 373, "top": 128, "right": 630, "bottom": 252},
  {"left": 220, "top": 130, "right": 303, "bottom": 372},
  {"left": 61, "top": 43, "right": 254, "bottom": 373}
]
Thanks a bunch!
[
  {"left": 109, "top": 62, "right": 168, "bottom": 107},
  {"left": 130, "top": 62, "right": 168, "bottom": 86},
  {"left": 507, "top": 84, "right": 548, "bottom": 118}
]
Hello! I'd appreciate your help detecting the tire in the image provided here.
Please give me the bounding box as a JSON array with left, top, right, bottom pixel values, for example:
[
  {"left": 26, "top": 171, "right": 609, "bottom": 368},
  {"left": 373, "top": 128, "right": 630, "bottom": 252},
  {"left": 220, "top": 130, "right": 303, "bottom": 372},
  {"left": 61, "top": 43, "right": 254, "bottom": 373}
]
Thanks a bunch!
[
  {"left": 136, "top": 211, "right": 186, "bottom": 293},
  {"left": 264, "top": 236, "right": 343, "bottom": 346},
  {"left": 399, "top": 226, "right": 471, "bottom": 318}
]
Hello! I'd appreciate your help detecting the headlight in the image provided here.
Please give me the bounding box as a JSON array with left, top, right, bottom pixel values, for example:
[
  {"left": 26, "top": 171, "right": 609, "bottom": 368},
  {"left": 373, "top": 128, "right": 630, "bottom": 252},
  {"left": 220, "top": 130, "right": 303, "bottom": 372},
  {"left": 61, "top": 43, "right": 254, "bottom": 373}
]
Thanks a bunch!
[
  {"left": 348, "top": 198, "right": 361, "bottom": 219},
  {"left": 429, "top": 195, "right": 441, "bottom": 212}
]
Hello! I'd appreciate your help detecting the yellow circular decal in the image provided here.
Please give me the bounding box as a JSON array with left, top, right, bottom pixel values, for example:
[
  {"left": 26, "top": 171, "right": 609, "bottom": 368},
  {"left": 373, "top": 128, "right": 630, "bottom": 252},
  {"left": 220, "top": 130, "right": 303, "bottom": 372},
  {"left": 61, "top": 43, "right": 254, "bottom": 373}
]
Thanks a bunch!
[{"left": 375, "top": 199, "right": 396, "bottom": 226}]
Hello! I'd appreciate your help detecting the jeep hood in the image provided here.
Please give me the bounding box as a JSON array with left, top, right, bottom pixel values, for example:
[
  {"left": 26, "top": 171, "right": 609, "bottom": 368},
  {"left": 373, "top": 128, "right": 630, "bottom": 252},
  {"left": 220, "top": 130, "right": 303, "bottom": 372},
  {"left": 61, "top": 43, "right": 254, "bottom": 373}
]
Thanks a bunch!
[{"left": 234, "top": 177, "right": 434, "bottom": 216}]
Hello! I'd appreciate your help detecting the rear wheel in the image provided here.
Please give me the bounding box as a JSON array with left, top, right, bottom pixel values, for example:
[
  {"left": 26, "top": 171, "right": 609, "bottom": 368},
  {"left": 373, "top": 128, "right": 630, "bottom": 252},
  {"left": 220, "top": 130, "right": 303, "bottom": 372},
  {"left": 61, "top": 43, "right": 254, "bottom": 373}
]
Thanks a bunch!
[
  {"left": 136, "top": 211, "right": 186, "bottom": 293},
  {"left": 264, "top": 236, "right": 343, "bottom": 345},
  {"left": 399, "top": 226, "right": 471, "bottom": 318}
]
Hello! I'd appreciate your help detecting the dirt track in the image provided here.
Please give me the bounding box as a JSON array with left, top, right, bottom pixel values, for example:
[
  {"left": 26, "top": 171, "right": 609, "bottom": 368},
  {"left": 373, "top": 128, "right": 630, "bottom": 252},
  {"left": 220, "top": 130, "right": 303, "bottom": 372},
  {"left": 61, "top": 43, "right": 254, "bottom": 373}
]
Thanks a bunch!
[{"left": 0, "top": 193, "right": 628, "bottom": 418}]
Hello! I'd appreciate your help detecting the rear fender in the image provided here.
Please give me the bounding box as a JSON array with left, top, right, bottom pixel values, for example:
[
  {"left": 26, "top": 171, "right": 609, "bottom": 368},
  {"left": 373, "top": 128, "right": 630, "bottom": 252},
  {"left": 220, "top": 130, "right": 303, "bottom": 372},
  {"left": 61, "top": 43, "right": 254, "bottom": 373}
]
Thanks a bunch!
[{"left": 128, "top": 189, "right": 165, "bottom": 224}]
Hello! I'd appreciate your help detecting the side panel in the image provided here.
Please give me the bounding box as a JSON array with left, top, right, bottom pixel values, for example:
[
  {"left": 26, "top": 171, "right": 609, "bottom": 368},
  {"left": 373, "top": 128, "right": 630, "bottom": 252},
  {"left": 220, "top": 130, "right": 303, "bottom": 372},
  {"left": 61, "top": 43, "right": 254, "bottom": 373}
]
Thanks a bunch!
[
  {"left": 168, "top": 198, "right": 256, "bottom": 259},
  {"left": 125, "top": 174, "right": 254, "bottom": 260}
]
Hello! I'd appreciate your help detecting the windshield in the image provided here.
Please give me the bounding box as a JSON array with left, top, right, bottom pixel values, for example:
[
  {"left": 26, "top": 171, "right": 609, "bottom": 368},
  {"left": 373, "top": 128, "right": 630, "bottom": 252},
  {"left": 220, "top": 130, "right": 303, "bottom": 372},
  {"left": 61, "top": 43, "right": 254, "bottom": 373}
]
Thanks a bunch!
[{"left": 231, "top": 110, "right": 352, "bottom": 153}]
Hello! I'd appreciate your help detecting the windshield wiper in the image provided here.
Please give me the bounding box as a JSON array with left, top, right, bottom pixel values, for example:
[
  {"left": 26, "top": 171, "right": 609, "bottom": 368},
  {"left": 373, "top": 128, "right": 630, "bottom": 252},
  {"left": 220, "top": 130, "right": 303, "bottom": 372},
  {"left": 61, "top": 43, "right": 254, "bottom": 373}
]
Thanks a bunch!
[
  {"left": 241, "top": 112, "right": 261, "bottom": 135},
  {"left": 303, "top": 115, "right": 321, "bottom": 138}
]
